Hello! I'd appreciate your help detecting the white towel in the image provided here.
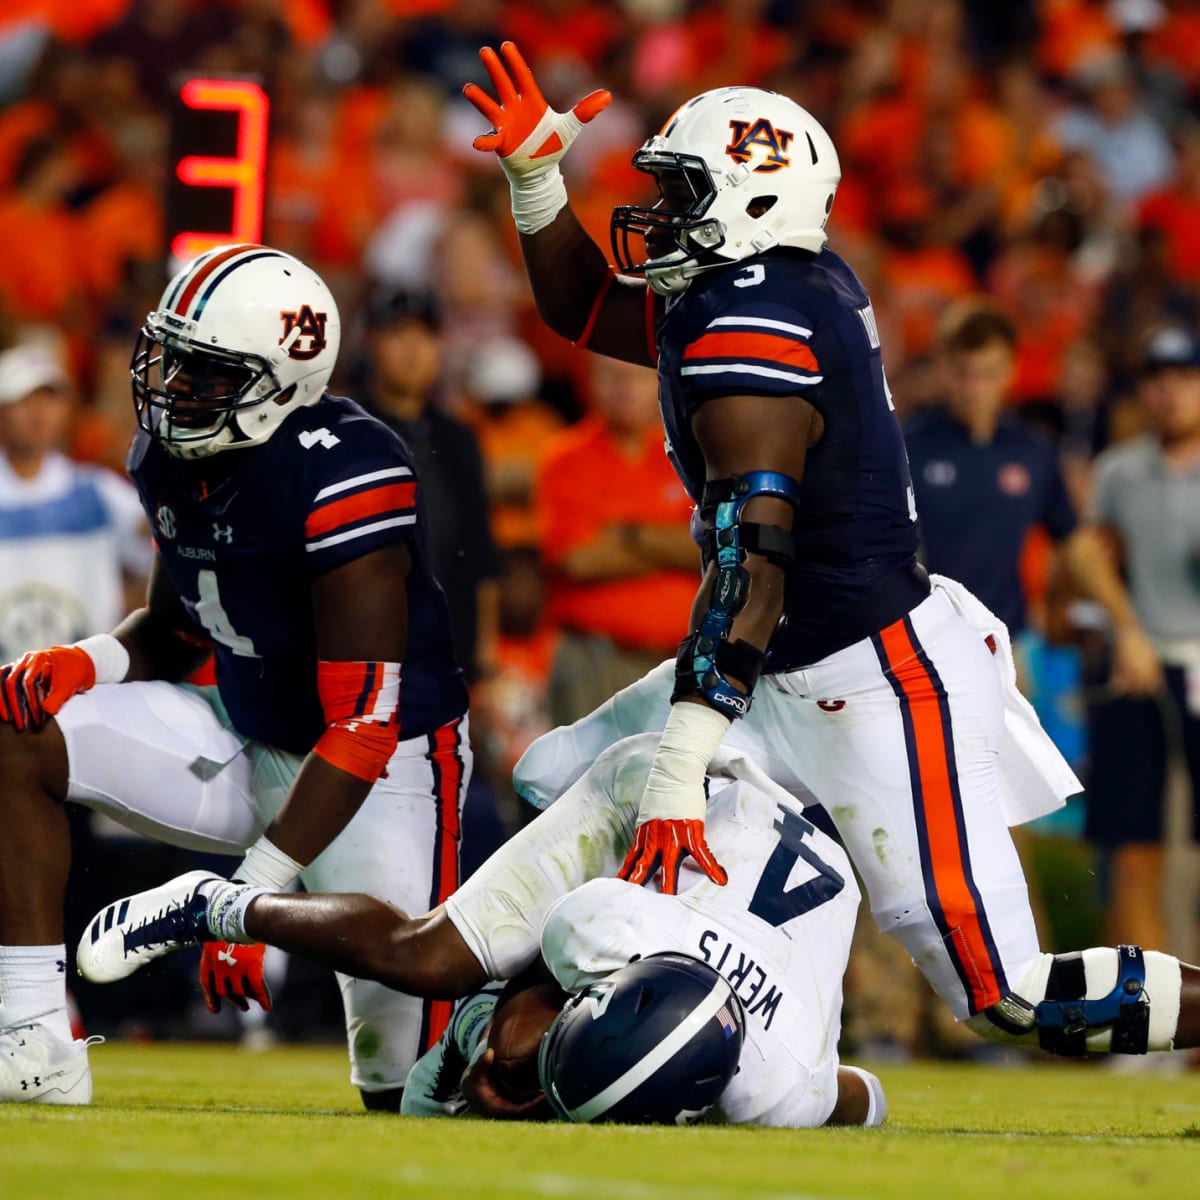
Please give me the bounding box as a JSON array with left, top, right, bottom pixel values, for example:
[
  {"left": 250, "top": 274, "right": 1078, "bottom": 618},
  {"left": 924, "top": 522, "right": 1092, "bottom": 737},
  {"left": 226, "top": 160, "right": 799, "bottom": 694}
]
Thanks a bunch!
[{"left": 929, "top": 573, "right": 1079, "bottom": 825}]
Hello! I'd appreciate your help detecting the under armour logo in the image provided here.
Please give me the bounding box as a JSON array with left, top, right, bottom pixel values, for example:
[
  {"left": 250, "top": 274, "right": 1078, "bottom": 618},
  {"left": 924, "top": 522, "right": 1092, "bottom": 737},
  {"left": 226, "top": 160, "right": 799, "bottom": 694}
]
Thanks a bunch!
[
  {"left": 299, "top": 427, "right": 340, "bottom": 450},
  {"left": 212, "top": 524, "right": 234, "bottom": 544},
  {"left": 56, "top": 960, "right": 65, "bottom": 973},
  {"left": 218, "top": 947, "right": 238, "bottom": 966},
  {"left": 20, "top": 1076, "right": 40, "bottom": 1090}
]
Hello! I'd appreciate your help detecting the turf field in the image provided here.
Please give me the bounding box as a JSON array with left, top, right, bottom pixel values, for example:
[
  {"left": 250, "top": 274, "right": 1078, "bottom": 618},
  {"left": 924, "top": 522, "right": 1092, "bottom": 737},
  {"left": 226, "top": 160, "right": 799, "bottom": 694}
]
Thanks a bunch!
[{"left": 5, "top": 1043, "right": 1199, "bottom": 1200}]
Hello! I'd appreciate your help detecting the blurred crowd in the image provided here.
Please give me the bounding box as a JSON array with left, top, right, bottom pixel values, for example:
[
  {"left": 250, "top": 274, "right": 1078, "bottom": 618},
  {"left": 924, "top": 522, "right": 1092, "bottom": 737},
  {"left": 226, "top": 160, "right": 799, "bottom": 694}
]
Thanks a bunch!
[{"left": 3, "top": 0, "right": 1200, "bottom": 1056}]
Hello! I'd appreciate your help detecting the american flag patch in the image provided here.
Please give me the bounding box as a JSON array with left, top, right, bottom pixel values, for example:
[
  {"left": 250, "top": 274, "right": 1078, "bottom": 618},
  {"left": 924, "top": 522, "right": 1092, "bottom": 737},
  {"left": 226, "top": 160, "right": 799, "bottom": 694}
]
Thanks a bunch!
[{"left": 715, "top": 1002, "right": 739, "bottom": 1038}]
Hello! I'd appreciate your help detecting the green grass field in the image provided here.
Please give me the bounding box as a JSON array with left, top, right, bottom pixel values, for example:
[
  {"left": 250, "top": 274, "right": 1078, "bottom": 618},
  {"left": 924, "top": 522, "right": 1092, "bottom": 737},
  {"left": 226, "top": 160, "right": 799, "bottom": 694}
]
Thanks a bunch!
[{"left": 5, "top": 1043, "right": 1200, "bottom": 1200}]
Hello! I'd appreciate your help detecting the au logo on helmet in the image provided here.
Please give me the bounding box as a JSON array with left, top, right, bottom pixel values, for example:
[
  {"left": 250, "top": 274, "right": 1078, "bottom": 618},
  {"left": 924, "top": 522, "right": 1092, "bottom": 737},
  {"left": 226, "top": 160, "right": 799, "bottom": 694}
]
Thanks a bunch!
[
  {"left": 725, "top": 118, "right": 793, "bottom": 173},
  {"left": 279, "top": 305, "right": 329, "bottom": 361}
]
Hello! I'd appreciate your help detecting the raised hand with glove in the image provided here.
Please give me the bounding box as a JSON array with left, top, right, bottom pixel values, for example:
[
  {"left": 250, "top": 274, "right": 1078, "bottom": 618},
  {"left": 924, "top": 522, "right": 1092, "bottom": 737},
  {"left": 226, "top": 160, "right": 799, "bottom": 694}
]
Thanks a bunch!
[
  {"left": 0, "top": 634, "right": 129, "bottom": 731},
  {"left": 463, "top": 41, "right": 610, "bottom": 235}
]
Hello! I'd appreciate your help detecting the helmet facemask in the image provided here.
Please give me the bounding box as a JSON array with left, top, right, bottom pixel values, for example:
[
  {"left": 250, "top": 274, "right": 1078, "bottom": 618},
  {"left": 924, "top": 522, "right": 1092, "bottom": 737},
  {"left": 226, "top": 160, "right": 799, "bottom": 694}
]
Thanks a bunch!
[
  {"left": 611, "top": 151, "right": 727, "bottom": 296},
  {"left": 132, "top": 319, "right": 284, "bottom": 458}
]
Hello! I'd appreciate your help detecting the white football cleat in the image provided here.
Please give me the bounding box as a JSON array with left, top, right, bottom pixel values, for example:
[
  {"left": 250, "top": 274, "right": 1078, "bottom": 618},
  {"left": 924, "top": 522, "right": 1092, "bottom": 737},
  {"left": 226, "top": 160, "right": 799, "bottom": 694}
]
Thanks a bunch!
[
  {"left": 77, "top": 870, "right": 218, "bottom": 984},
  {"left": 0, "top": 1017, "right": 102, "bottom": 1105}
]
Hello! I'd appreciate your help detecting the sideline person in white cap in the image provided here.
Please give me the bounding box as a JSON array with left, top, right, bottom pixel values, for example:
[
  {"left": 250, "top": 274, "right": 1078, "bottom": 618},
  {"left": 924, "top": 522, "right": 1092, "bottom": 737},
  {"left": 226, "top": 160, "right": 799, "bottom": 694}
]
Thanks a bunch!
[{"left": 0, "top": 342, "right": 150, "bottom": 661}]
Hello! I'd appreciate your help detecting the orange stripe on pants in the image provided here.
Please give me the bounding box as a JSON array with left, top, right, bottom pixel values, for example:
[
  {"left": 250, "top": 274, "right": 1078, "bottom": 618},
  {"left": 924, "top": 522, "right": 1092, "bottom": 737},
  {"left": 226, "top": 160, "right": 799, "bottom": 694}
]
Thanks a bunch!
[
  {"left": 877, "top": 618, "right": 1002, "bottom": 1013},
  {"left": 423, "top": 720, "right": 464, "bottom": 1049}
]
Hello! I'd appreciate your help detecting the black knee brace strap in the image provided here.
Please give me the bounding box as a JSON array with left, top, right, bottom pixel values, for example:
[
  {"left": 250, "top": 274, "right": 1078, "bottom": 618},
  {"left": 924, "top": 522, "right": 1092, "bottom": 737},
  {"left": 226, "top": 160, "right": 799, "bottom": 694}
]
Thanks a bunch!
[{"left": 1035, "top": 945, "right": 1150, "bottom": 1056}]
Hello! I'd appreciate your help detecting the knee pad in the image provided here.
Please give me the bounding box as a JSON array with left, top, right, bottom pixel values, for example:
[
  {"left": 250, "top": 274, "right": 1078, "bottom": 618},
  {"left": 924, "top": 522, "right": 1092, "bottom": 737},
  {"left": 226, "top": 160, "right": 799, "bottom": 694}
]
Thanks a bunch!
[{"left": 970, "top": 947, "right": 1182, "bottom": 1055}]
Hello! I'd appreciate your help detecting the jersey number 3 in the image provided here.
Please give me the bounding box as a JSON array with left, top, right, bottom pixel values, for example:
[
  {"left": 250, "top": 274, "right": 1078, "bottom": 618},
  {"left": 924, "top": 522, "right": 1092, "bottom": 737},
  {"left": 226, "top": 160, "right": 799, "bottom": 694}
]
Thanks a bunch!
[{"left": 749, "top": 808, "right": 844, "bottom": 928}]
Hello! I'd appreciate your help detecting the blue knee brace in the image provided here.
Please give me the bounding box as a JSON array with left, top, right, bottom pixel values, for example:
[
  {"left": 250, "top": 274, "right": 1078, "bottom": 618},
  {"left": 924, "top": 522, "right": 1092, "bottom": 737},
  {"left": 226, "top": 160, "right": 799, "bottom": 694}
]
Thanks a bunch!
[
  {"left": 672, "top": 470, "right": 801, "bottom": 717},
  {"left": 1035, "top": 945, "right": 1150, "bottom": 1055}
]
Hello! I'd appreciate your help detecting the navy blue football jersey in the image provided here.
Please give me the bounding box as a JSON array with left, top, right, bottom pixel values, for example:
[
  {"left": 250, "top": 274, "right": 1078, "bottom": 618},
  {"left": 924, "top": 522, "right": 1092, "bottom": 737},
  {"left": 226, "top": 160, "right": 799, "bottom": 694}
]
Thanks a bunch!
[
  {"left": 127, "top": 394, "right": 467, "bottom": 754},
  {"left": 655, "top": 248, "right": 927, "bottom": 669}
]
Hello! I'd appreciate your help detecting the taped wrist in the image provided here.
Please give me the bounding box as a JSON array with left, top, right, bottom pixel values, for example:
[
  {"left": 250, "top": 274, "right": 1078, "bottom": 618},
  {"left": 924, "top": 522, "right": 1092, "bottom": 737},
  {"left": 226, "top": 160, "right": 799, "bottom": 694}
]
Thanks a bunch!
[
  {"left": 235, "top": 836, "right": 305, "bottom": 889},
  {"left": 314, "top": 660, "right": 402, "bottom": 783},
  {"left": 638, "top": 702, "right": 731, "bottom": 825},
  {"left": 503, "top": 161, "right": 568, "bottom": 234},
  {"left": 72, "top": 634, "right": 129, "bottom": 685}
]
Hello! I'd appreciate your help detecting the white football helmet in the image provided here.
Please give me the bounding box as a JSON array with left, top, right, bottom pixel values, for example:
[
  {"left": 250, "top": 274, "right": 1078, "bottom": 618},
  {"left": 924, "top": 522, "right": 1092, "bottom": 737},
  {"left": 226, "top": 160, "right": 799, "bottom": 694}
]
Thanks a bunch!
[
  {"left": 611, "top": 87, "right": 841, "bottom": 296},
  {"left": 131, "top": 244, "right": 341, "bottom": 458}
]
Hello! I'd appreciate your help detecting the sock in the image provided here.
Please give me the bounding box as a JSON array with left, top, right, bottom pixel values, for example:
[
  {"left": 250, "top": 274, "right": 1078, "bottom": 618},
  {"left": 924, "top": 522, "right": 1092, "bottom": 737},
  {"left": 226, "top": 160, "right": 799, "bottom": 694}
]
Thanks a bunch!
[
  {"left": 841, "top": 1065, "right": 887, "bottom": 1126},
  {"left": 199, "top": 880, "right": 269, "bottom": 944},
  {"left": 0, "top": 945, "right": 72, "bottom": 1041}
]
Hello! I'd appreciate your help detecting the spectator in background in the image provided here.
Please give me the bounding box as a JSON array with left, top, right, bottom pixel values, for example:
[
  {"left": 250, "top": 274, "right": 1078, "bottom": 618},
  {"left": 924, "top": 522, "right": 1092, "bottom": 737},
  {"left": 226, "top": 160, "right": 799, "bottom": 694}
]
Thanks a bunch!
[
  {"left": 462, "top": 335, "right": 564, "bottom": 550},
  {"left": 905, "top": 299, "right": 1157, "bottom": 658},
  {"left": 361, "top": 288, "right": 501, "bottom": 687},
  {"left": 1054, "top": 54, "right": 1174, "bottom": 209},
  {"left": 1085, "top": 326, "right": 1200, "bottom": 953},
  {"left": 536, "top": 356, "right": 697, "bottom": 726},
  {"left": 0, "top": 340, "right": 149, "bottom": 660}
]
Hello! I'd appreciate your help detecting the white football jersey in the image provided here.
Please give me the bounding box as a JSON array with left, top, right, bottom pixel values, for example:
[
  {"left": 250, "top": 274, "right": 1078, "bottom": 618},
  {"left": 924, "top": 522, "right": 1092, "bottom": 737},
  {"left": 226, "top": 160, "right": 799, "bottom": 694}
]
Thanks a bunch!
[
  {"left": 539, "top": 761, "right": 859, "bottom": 1128},
  {"left": 0, "top": 452, "right": 151, "bottom": 659},
  {"left": 440, "top": 735, "right": 860, "bottom": 1127}
]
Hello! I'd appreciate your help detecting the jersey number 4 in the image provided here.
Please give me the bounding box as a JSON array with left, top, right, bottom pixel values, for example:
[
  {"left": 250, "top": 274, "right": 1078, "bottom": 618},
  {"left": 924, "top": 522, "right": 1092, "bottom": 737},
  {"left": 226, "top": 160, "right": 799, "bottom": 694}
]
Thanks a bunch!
[{"left": 749, "top": 808, "right": 844, "bottom": 928}]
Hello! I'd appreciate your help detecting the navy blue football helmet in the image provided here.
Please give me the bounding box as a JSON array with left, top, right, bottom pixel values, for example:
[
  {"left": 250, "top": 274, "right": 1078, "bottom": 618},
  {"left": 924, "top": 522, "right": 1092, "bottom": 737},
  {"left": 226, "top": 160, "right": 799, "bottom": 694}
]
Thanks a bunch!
[{"left": 537, "top": 952, "right": 746, "bottom": 1124}]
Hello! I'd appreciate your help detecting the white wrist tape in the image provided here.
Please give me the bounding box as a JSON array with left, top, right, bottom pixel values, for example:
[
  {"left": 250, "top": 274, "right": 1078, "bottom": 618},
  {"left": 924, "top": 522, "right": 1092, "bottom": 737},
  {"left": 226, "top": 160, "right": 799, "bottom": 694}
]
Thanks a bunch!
[
  {"left": 502, "top": 161, "right": 568, "bottom": 235},
  {"left": 72, "top": 634, "right": 129, "bottom": 684},
  {"left": 638, "top": 702, "right": 732, "bottom": 826},
  {"left": 234, "top": 836, "right": 305, "bottom": 890}
]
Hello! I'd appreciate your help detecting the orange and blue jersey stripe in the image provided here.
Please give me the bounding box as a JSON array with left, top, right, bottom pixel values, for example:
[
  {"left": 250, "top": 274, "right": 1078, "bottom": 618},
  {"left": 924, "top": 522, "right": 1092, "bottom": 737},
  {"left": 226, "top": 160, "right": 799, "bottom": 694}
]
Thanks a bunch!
[
  {"left": 305, "top": 466, "right": 417, "bottom": 555},
  {"left": 871, "top": 614, "right": 1007, "bottom": 1015},
  {"left": 681, "top": 315, "right": 822, "bottom": 392}
]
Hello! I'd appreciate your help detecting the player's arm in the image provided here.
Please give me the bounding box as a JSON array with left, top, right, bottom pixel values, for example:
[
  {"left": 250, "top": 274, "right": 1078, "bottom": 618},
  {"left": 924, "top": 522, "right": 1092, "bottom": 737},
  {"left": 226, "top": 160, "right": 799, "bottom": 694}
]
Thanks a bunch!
[
  {"left": 464, "top": 41, "right": 655, "bottom": 366},
  {"left": 0, "top": 551, "right": 211, "bottom": 731},
  {"left": 245, "top": 542, "right": 412, "bottom": 879},
  {"left": 620, "top": 392, "right": 820, "bottom": 892}
]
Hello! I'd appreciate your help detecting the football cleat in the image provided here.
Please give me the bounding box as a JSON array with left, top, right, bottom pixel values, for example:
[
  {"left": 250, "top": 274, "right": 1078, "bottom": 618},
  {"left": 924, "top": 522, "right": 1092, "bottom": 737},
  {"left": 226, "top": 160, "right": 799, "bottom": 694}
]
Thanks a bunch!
[
  {"left": 0, "top": 1016, "right": 103, "bottom": 1105},
  {"left": 77, "top": 870, "right": 218, "bottom": 984}
]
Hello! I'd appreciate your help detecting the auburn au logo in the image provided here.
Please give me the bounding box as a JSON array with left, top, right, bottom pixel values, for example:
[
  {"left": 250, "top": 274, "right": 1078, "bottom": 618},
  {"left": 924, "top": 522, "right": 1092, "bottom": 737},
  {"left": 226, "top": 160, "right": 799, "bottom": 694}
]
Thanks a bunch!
[
  {"left": 279, "top": 305, "right": 328, "bottom": 360},
  {"left": 725, "top": 119, "right": 794, "bottom": 173}
]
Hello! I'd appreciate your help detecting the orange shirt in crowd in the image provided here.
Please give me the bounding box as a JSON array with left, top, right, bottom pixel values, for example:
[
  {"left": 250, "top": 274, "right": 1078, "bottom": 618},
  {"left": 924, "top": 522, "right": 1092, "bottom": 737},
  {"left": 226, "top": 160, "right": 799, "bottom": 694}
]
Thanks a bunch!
[
  {"left": 537, "top": 417, "right": 697, "bottom": 654},
  {"left": 1138, "top": 187, "right": 1200, "bottom": 284},
  {"left": 468, "top": 401, "right": 566, "bottom": 549},
  {"left": 0, "top": 195, "right": 88, "bottom": 321}
]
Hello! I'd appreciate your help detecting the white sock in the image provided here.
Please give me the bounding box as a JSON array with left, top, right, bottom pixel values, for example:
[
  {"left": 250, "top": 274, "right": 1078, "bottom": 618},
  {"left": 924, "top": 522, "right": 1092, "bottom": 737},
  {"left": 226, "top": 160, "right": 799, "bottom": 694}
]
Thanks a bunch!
[
  {"left": 0, "top": 945, "right": 72, "bottom": 1041},
  {"left": 199, "top": 880, "right": 269, "bottom": 944}
]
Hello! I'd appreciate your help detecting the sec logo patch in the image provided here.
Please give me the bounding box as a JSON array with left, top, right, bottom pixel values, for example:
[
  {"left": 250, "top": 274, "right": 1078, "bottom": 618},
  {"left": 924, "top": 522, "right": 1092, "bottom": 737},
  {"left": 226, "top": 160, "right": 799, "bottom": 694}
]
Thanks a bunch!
[{"left": 156, "top": 503, "right": 177, "bottom": 540}]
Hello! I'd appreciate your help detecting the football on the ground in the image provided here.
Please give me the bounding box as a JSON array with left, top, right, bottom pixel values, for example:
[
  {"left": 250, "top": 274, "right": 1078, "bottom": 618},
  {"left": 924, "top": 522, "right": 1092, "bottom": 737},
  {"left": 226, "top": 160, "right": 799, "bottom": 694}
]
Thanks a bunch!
[{"left": 487, "top": 983, "right": 564, "bottom": 1100}]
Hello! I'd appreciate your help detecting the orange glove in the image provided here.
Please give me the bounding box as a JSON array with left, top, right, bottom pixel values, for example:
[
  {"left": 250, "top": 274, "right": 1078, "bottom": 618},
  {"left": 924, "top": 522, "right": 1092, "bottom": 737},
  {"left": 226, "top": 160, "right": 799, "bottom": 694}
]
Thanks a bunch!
[
  {"left": 463, "top": 41, "right": 610, "bottom": 175},
  {"left": 0, "top": 646, "right": 96, "bottom": 732},
  {"left": 617, "top": 819, "right": 728, "bottom": 896},
  {"left": 200, "top": 942, "right": 272, "bottom": 1014}
]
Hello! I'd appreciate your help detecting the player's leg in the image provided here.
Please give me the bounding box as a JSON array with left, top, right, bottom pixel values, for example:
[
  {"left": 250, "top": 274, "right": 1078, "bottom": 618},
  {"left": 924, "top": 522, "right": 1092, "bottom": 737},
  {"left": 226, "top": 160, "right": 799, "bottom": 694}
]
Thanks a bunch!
[
  {"left": 296, "top": 717, "right": 474, "bottom": 1108},
  {"left": 769, "top": 595, "right": 1200, "bottom": 1055},
  {"left": 180, "top": 733, "right": 650, "bottom": 992},
  {"left": 1, "top": 682, "right": 261, "bottom": 1102}
]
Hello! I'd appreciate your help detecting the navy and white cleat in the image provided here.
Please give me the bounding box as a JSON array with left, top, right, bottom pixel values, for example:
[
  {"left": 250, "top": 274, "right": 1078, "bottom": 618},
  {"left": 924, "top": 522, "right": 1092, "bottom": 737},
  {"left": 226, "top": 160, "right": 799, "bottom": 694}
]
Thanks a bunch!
[
  {"left": 0, "top": 1015, "right": 103, "bottom": 1105},
  {"left": 77, "top": 870, "right": 218, "bottom": 984}
]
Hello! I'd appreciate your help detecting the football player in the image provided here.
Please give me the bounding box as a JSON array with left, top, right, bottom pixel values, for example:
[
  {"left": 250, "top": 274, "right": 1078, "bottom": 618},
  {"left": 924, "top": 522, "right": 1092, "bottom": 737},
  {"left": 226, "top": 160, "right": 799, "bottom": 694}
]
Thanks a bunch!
[
  {"left": 78, "top": 733, "right": 885, "bottom": 1128},
  {"left": 458, "top": 44, "right": 1200, "bottom": 1060},
  {"left": 0, "top": 246, "right": 470, "bottom": 1109}
]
